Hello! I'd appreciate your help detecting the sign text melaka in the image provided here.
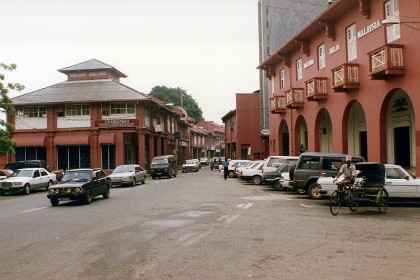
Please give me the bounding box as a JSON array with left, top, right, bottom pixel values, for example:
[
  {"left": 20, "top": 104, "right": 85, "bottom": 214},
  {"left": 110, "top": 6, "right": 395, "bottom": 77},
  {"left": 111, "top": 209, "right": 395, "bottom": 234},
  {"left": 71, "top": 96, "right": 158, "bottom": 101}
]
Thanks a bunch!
[{"left": 95, "top": 119, "right": 139, "bottom": 128}]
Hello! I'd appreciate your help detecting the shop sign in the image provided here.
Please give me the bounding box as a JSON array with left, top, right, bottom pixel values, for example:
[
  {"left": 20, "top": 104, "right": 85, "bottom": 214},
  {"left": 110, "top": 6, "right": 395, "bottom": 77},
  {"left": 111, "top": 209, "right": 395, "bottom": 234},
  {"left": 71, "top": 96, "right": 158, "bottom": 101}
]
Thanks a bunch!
[
  {"left": 357, "top": 20, "right": 381, "bottom": 39},
  {"left": 95, "top": 119, "right": 139, "bottom": 128},
  {"left": 303, "top": 59, "right": 314, "bottom": 69}
]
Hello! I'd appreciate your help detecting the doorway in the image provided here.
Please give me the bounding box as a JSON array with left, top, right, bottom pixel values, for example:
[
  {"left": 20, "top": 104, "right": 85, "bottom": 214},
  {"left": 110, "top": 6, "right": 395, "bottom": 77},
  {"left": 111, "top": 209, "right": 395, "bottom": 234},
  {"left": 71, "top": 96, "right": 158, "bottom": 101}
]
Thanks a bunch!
[
  {"left": 394, "top": 126, "right": 410, "bottom": 167},
  {"left": 359, "top": 131, "right": 367, "bottom": 161}
]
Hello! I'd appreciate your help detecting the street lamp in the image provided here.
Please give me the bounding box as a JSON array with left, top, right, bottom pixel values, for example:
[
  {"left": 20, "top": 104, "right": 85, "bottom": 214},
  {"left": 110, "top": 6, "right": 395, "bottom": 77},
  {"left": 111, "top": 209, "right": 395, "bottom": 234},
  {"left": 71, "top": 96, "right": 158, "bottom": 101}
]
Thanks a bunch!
[{"left": 382, "top": 18, "right": 420, "bottom": 26}]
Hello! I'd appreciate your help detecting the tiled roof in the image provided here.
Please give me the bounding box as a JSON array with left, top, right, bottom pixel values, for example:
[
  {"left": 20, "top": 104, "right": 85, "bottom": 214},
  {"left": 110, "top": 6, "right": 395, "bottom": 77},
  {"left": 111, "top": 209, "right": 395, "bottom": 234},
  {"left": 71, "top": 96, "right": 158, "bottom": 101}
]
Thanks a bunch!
[
  {"left": 58, "top": 59, "right": 127, "bottom": 77},
  {"left": 12, "top": 79, "right": 150, "bottom": 105}
]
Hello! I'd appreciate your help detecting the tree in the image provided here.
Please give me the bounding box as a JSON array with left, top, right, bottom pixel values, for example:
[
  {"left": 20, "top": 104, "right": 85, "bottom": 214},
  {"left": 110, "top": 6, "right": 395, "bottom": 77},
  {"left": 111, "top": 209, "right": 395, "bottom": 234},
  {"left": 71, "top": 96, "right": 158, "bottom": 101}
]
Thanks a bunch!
[
  {"left": 149, "top": 86, "right": 203, "bottom": 122},
  {"left": 0, "top": 63, "right": 24, "bottom": 155}
]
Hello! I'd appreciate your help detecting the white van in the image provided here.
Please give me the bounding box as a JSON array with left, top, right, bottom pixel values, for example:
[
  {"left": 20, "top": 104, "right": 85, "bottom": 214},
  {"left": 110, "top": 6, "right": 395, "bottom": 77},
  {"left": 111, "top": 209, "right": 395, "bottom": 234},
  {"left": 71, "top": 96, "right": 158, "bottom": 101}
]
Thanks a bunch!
[{"left": 262, "top": 156, "right": 299, "bottom": 173}]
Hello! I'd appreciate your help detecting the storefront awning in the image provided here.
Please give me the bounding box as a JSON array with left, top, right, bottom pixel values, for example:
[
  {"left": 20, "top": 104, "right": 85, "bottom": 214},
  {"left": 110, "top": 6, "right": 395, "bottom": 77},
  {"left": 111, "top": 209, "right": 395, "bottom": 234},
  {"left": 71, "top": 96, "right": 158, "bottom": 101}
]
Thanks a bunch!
[
  {"left": 13, "top": 134, "right": 46, "bottom": 146},
  {"left": 98, "top": 133, "right": 115, "bottom": 144},
  {"left": 54, "top": 134, "right": 90, "bottom": 145}
]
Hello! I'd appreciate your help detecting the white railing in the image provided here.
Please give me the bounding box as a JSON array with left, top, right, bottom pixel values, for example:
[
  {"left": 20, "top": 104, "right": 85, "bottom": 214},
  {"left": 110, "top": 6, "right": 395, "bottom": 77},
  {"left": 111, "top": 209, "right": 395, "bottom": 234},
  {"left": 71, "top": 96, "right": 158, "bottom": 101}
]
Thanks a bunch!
[
  {"left": 348, "top": 66, "right": 359, "bottom": 83},
  {"left": 390, "top": 47, "right": 404, "bottom": 67},
  {"left": 371, "top": 49, "right": 385, "bottom": 72}
]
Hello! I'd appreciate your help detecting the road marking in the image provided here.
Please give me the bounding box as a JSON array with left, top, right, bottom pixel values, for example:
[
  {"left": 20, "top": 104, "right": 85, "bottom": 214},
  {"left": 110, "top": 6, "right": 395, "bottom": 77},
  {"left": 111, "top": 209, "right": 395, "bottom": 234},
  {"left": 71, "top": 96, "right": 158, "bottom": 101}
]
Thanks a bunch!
[
  {"left": 217, "top": 215, "right": 230, "bottom": 222},
  {"left": 300, "top": 203, "right": 312, "bottom": 208},
  {"left": 237, "top": 203, "right": 245, "bottom": 208},
  {"left": 117, "top": 189, "right": 131, "bottom": 192},
  {"left": 243, "top": 203, "right": 253, "bottom": 209},
  {"left": 224, "top": 214, "right": 240, "bottom": 224},
  {"left": 184, "top": 232, "right": 210, "bottom": 246},
  {"left": 21, "top": 207, "right": 48, "bottom": 213}
]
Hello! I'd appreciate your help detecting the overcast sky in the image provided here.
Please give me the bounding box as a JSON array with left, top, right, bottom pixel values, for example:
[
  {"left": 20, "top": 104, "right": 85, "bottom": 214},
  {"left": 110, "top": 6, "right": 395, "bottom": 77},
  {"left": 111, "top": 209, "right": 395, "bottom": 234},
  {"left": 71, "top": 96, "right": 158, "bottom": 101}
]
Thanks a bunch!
[{"left": 1, "top": 0, "right": 260, "bottom": 124}]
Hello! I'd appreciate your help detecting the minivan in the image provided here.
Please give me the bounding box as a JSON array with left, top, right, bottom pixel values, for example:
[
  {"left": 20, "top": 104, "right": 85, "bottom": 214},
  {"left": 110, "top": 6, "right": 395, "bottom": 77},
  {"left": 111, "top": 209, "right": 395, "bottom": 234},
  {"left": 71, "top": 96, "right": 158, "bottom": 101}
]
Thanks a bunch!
[
  {"left": 150, "top": 155, "right": 177, "bottom": 179},
  {"left": 289, "top": 152, "right": 365, "bottom": 199}
]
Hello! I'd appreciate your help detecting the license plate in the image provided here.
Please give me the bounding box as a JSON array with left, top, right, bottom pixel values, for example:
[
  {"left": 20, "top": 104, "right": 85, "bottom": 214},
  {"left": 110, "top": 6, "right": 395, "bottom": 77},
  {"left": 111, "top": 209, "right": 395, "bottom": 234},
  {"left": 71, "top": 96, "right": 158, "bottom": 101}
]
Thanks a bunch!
[{"left": 58, "top": 197, "right": 70, "bottom": 201}]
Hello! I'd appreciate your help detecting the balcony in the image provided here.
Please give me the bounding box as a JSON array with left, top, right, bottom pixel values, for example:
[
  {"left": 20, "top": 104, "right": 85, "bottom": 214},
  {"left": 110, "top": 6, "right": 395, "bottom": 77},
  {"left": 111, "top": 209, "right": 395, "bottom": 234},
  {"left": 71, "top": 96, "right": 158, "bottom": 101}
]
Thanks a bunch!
[
  {"left": 332, "top": 63, "right": 359, "bottom": 92},
  {"left": 285, "top": 88, "right": 304, "bottom": 109},
  {"left": 368, "top": 44, "right": 404, "bottom": 80},
  {"left": 305, "top": 77, "right": 328, "bottom": 101},
  {"left": 269, "top": 96, "right": 286, "bottom": 114}
]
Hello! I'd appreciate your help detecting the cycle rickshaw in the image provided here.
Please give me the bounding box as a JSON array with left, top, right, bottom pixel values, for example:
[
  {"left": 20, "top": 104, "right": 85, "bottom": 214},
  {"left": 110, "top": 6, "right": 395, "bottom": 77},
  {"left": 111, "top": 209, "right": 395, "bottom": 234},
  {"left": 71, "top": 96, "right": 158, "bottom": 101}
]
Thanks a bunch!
[{"left": 329, "top": 162, "right": 389, "bottom": 216}]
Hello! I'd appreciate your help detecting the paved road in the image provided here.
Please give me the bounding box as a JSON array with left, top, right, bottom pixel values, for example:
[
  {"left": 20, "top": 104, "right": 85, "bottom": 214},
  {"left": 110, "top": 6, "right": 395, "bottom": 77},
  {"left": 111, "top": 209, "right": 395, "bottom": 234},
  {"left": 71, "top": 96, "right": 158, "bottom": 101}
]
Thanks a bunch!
[{"left": 1, "top": 167, "right": 419, "bottom": 279}]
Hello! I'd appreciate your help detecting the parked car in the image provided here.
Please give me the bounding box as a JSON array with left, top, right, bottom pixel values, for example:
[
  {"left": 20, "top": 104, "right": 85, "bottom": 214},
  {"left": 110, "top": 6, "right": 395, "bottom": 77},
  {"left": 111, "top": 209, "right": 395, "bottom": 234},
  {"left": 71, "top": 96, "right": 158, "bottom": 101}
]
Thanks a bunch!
[
  {"left": 221, "top": 160, "right": 251, "bottom": 178},
  {"left": 317, "top": 163, "right": 420, "bottom": 200},
  {"left": 150, "top": 155, "right": 177, "bottom": 179},
  {"left": 272, "top": 171, "right": 292, "bottom": 191},
  {"left": 0, "top": 169, "right": 12, "bottom": 180},
  {"left": 47, "top": 168, "right": 111, "bottom": 206},
  {"left": 109, "top": 164, "right": 146, "bottom": 187},
  {"left": 261, "top": 163, "right": 290, "bottom": 186},
  {"left": 182, "top": 159, "right": 201, "bottom": 173},
  {"left": 239, "top": 162, "right": 264, "bottom": 182},
  {"left": 199, "top": 157, "right": 209, "bottom": 166},
  {"left": 4, "top": 160, "right": 50, "bottom": 172},
  {"left": 236, "top": 161, "right": 263, "bottom": 178},
  {"left": 261, "top": 156, "right": 298, "bottom": 174},
  {"left": 0, "top": 168, "right": 57, "bottom": 195},
  {"left": 289, "top": 152, "right": 365, "bottom": 199},
  {"left": 193, "top": 159, "right": 202, "bottom": 169}
]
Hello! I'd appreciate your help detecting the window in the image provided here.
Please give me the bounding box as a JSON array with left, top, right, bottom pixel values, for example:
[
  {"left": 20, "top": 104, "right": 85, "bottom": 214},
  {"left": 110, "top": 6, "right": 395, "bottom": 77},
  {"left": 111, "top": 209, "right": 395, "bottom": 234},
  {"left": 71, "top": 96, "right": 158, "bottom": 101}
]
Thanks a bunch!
[
  {"left": 271, "top": 78, "right": 275, "bottom": 96},
  {"left": 280, "top": 69, "right": 285, "bottom": 89},
  {"left": 57, "top": 146, "right": 90, "bottom": 170},
  {"left": 346, "top": 24, "right": 357, "bottom": 62},
  {"left": 299, "top": 156, "right": 320, "bottom": 170},
  {"left": 18, "top": 107, "right": 46, "bottom": 118},
  {"left": 110, "top": 103, "right": 135, "bottom": 115},
  {"left": 15, "top": 147, "right": 46, "bottom": 161},
  {"left": 296, "top": 58, "right": 302, "bottom": 80},
  {"left": 385, "top": 0, "right": 400, "bottom": 43},
  {"left": 318, "top": 44, "right": 325, "bottom": 69},
  {"left": 65, "top": 105, "right": 90, "bottom": 116},
  {"left": 102, "top": 145, "right": 116, "bottom": 169}
]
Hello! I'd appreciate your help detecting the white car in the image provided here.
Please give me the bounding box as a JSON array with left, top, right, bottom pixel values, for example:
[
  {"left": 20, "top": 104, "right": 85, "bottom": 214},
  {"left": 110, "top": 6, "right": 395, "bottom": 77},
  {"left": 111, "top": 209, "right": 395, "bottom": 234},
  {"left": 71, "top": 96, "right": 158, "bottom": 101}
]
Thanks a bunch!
[
  {"left": 272, "top": 171, "right": 292, "bottom": 191},
  {"left": 239, "top": 162, "right": 264, "bottom": 182},
  {"left": 222, "top": 160, "right": 251, "bottom": 178},
  {"left": 109, "top": 164, "right": 146, "bottom": 187},
  {"left": 0, "top": 168, "right": 57, "bottom": 195},
  {"left": 316, "top": 164, "right": 420, "bottom": 199},
  {"left": 235, "top": 161, "right": 260, "bottom": 177}
]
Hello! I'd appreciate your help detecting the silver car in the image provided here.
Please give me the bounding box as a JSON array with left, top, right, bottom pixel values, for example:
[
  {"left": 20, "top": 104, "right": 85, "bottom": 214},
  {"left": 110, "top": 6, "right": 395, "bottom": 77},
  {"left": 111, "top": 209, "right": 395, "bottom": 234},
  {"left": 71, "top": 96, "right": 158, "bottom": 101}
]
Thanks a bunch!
[{"left": 109, "top": 164, "right": 146, "bottom": 187}]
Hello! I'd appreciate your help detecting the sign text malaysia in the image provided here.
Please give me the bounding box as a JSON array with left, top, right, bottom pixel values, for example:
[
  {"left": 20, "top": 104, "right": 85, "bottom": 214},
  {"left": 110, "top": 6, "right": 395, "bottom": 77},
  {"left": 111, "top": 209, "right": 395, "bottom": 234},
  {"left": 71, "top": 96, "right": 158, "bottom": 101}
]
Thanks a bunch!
[{"left": 95, "top": 119, "right": 139, "bottom": 128}]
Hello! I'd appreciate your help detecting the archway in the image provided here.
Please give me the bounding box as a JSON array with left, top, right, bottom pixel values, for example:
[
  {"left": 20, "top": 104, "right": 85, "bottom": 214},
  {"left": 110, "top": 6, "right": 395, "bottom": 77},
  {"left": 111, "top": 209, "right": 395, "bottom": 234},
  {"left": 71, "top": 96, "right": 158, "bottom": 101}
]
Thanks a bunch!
[
  {"left": 345, "top": 101, "right": 367, "bottom": 160},
  {"left": 295, "top": 116, "right": 308, "bottom": 153},
  {"left": 315, "top": 109, "right": 333, "bottom": 152},
  {"left": 382, "top": 89, "right": 416, "bottom": 169},
  {"left": 278, "top": 120, "right": 289, "bottom": 156}
]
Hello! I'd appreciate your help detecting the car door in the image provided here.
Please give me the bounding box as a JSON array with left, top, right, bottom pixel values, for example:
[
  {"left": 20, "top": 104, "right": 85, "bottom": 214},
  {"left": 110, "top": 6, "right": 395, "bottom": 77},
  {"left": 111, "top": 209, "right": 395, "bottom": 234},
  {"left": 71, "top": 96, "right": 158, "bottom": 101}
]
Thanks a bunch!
[
  {"left": 384, "top": 166, "right": 418, "bottom": 198},
  {"left": 39, "top": 169, "right": 50, "bottom": 188},
  {"left": 31, "top": 170, "right": 42, "bottom": 189}
]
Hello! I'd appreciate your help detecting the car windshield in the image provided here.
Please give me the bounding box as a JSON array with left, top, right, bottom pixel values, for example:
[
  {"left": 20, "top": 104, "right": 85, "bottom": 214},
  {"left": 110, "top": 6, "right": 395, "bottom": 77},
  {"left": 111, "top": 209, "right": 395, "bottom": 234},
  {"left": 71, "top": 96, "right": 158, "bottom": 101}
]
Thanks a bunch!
[
  {"left": 185, "top": 160, "right": 196, "bottom": 164},
  {"left": 62, "top": 171, "right": 91, "bottom": 182},
  {"left": 11, "top": 169, "right": 33, "bottom": 177},
  {"left": 152, "top": 158, "right": 168, "bottom": 164},
  {"left": 113, "top": 166, "right": 135, "bottom": 173}
]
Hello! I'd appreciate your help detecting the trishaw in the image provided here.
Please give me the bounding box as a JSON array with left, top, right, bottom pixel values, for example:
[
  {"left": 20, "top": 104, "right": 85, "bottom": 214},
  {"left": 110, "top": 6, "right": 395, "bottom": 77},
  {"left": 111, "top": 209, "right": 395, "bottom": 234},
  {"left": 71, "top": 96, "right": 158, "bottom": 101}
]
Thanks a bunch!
[{"left": 329, "top": 162, "right": 389, "bottom": 216}]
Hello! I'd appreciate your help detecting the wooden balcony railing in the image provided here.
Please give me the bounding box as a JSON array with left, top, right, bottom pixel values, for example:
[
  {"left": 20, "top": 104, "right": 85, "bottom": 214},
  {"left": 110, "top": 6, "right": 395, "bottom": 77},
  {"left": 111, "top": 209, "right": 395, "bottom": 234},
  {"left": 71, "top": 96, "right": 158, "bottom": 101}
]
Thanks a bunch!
[
  {"left": 368, "top": 44, "right": 404, "bottom": 80},
  {"left": 305, "top": 77, "right": 328, "bottom": 101},
  {"left": 269, "top": 96, "right": 286, "bottom": 114},
  {"left": 332, "top": 63, "right": 359, "bottom": 92},
  {"left": 285, "top": 88, "right": 304, "bottom": 109}
]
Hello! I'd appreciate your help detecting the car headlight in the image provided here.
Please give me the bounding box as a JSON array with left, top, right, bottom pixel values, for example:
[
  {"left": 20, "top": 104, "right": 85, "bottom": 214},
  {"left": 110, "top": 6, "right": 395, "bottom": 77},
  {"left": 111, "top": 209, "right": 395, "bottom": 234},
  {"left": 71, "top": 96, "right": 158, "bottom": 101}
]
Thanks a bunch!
[
  {"left": 74, "top": 187, "right": 82, "bottom": 193},
  {"left": 12, "top": 182, "right": 23, "bottom": 186},
  {"left": 49, "top": 188, "right": 55, "bottom": 194}
]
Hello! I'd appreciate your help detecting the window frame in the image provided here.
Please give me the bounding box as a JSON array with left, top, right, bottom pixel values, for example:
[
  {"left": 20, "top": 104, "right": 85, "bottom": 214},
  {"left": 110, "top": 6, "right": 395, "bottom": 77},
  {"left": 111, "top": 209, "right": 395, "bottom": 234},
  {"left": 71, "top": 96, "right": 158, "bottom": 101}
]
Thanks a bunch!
[
  {"left": 65, "top": 104, "right": 90, "bottom": 117},
  {"left": 318, "top": 44, "right": 326, "bottom": 69},
  {"left": 385, "top": 0, "right": 400, "bottom": 43},
  {"left": 280, "top": 69, "right": 285, "bottom": 89},
  {"left": 110, "top": 102, "right": 135, "bottom": 115},
  {"left": 296, "top": 58, "right": 303, "bottom": 80},
  {"left": 346, "top": 24, "right": 357, "bottom": 62}
]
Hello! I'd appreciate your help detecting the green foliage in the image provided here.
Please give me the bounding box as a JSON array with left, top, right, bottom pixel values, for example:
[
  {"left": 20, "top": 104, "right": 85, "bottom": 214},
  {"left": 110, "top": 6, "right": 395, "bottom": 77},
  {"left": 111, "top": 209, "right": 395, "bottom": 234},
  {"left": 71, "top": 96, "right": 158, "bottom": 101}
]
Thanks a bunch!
[
  {"left": 149, "top": 86, "right": 203, "bottom": 122},
  {"left": 0, "top": 63, "right": 24, "bottom": 155}
]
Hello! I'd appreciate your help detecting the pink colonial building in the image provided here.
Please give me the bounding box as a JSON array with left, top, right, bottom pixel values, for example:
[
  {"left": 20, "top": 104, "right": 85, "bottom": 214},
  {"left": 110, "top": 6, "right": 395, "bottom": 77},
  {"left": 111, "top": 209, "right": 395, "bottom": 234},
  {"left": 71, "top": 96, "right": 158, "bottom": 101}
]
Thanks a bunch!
[{"left": 258, "top": 0, "right": 420, "bottom": 174}]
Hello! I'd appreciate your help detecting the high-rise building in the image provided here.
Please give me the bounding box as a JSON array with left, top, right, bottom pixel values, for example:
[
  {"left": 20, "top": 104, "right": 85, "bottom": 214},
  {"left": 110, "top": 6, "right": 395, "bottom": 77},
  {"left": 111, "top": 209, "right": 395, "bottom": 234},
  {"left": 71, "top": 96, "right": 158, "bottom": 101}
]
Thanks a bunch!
[{"left": 258, "top": 0, "right": 330, "bottom": 133}]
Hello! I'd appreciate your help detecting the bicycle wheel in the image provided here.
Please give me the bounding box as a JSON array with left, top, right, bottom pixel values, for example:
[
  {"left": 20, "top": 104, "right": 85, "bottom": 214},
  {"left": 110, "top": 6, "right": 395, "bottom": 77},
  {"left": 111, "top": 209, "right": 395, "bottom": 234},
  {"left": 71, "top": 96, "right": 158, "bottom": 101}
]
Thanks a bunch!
[
  {"left": 330, "top": 190, "right": 341, "bottom": 216},
  {"left": 377, "top": 188, "right": 389, "bottom": 214},
  {"left": 348, "top": 198, "right": 359, "bottom": 212}
]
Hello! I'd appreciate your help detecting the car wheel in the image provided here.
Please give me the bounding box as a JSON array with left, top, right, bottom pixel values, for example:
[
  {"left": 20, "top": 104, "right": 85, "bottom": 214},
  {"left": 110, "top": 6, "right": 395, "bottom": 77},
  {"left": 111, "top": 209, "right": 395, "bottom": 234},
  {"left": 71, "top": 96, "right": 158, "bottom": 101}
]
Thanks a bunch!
[
  {"left": 46, "top": 180, "right": 53, "bottom": 191},
  {"left": 252, "top": 175, "right": 262, "bottom": 185},
  {"left": 84, "top": 190, "right": 92, "bottom": 204},
  {"left": 22, "top": 184, "right": 31, "bottom": 195},
  {"left": 274, "top": 180, "right": 284, "bottom": 191},
  {"left": 132, "top": 178, "right": 137, "bottom": 187},
  {"left": 228, "top": 171, "right": 235, "bottom": 178},
  {"left": 308, "top": 183, "right": 322, "bottom": 199},
  {"left": 103, "top": 187, "right": 110, "bottom": 199},
  {"left": 50, "top": 198, "right": 59, "bottom": 206}
]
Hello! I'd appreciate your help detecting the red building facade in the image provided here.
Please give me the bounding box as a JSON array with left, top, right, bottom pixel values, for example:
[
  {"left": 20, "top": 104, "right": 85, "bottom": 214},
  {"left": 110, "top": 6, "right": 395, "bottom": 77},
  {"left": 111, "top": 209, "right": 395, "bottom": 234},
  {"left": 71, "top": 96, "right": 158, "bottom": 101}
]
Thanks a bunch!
[
  {"left": 258, "top": 0, "right": 420, "bottom": 175},
  {"left": 222, "top": 92, "right": 266, "bottom": 160},
  {"left": 3, "top": 59, "right": 185, "bottom": 172}
]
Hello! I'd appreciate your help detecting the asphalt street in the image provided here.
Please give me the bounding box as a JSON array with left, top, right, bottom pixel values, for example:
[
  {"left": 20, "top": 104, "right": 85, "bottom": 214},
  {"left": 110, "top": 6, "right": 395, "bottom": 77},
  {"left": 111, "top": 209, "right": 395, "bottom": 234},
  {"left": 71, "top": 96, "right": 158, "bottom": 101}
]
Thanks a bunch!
[{"left": 0, "top": 167, "right": 419, "bottom": 280}]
